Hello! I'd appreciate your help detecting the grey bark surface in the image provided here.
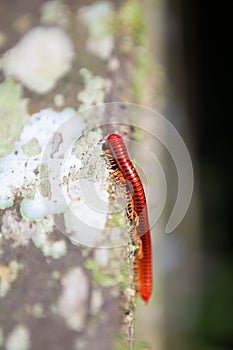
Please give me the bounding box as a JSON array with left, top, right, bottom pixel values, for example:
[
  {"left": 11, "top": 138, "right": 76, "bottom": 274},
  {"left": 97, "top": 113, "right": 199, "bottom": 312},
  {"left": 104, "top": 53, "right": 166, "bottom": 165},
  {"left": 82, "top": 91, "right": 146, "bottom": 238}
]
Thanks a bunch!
[{"left": 0, "top": 1, "right": 136, "bottom": 349}]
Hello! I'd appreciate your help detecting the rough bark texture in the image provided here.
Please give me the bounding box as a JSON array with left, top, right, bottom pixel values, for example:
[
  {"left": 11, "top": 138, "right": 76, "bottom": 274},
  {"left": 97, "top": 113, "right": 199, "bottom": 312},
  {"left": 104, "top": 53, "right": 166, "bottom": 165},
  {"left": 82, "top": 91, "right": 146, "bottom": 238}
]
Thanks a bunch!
[{"left": 0, "top": 1, "right": 138, "bottom": 349}]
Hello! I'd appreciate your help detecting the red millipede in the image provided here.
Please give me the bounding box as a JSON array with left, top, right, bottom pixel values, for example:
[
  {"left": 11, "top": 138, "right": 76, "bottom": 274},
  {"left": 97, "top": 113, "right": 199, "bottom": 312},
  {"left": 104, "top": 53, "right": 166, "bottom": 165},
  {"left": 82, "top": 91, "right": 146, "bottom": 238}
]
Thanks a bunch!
[
  {"left": 105, "top": 133, "right": 152, "bottom": 303},
  {"left": 103, "top": 144, "right": 144, "bottom": 297}
]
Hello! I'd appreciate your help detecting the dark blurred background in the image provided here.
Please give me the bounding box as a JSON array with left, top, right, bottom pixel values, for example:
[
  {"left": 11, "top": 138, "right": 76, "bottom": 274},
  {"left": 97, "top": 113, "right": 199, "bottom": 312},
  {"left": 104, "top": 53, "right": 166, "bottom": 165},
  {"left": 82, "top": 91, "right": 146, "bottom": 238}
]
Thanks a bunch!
[{"left": 165, "top": 1, "right": 232, "bottom": 349}]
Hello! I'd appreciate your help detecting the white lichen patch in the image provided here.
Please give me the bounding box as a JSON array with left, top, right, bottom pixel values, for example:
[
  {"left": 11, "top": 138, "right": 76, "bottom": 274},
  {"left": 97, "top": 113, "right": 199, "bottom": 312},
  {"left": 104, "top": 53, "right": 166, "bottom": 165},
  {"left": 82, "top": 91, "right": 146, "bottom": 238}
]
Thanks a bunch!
[
  {"left": 0, "top": 261, "right": 21, "bottom": 298},
  {"left": 21, "top": 138, "right": 41, "bottom": 157},
  {"left": 87, "top": 35, "right": 114, "bottom": 61},
  {"left": 19, "top": 108, "right": 78, "bottom": 149},
  {"left": 0, "top": 79, "right": 28, "bottom": 158},
  {"left": 1, "top": 209, "right": 36, "bottom": 247},
  {"left": 61, "top": 128, "right": 109, "bottom": 247},
  {"left": 5, "top": 325, "right": 30, "bottom": 350},
  {"left": 42, "top": 239, "right": 67, "bottom": 259},
  {"left": 32, "top": 219, "right": 51, "bottom": 248},
  {"left": 32, "top": 217, "right": 66, "bottom": 259},
  {"left": 0, "top": 107, "right": 84, "bottom": 214},
  {"left": 77, "top": 68, "right": 111, "bottom": 110},
  {"left": 54, "top": 93, "right": 65, "bottom": 108},
  {"left": 90, "top": 289, "right": 103, "bottom": 314},
  {"left": 1, "top": 26, "right": 75, "bottom": 94},
  {"left": 63, "top": 169, "right": 109, "bottom": 247},
  {"left": 71, "top": 129, "right": 106, "bottom": 187},
  {"left": 94, "top": 249, "right": 110, "bottom": 267},
  {"left": 0, "top": 206, "right": 65, "bottom": 259},
  {"left": 78, "top": 2, "right": 114, "bottom": 60},
  {"left": 58, "top": 267, "right": 89, "bottom": 331},
  {"left": 20, "top": 192, "right": 47, "bottom": 220}
]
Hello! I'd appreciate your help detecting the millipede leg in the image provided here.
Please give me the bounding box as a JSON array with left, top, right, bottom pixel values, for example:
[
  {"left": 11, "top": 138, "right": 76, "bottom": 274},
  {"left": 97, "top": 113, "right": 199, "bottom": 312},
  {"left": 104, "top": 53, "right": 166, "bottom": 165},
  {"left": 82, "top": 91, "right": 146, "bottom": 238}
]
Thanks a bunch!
[{"left": 136, "top": 237, "right": 144, "bottom": 259}]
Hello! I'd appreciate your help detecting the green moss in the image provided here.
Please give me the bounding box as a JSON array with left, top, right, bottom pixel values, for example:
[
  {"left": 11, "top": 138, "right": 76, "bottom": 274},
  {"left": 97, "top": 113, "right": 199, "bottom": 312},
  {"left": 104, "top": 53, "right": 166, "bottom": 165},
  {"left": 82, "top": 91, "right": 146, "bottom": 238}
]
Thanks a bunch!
[
  {"left": 92, "top": 269, "right": 118, "bottom": 287},
  {"left": 133, "top": 48, "right": 153, "bottom": 102},
  {"left": 77, "top": 68, "right": 107, "bottom": 108},
  {"left": 40, "top": 0, "right": 70, "bottom": 28},
  {"left": 118, "top": 263, "right": 128, "bottom": 289},
  {"left": 109, "top": 0, "right": 162, "bottom": 105},
  {"left": 38, "top": 179, "right": 51, "bottom": 198},
  {"left": 0, "top": 78, "right": 28, "bottom": 157},
  {"left": 21, "top": 182, "right": 36, "bottom": 200},
  {"left": 111, "top": 211, "right": 126, "bottom": 229},
  {"left": 134, "top": 46, "right": 167, "bottom": 105},
  {"left": 84, "top": 258, "right": 95, "bottom": 270},
  {"left": 85, "top": 258, "right": 126, "bottom": 287},
  {"left": 72, "top": 129, "right": 102, "bottom": 158},
  {"left": 132, "top": 127, "right": 144, "bottom": 143},
  {"left": 22, "top": 138, "right": 41, "bottom": 157},
  {"left": 109, "top": 0, "right": 146, "bottom": 45},
  {"left": 35, "top": 163, "right": 49, "bottom": 178},
  {"left": 119, "top": 0, "right": 146, "bottom": 45},
  {"left": 34, "top": 163, "right": 51, "bottom": 198}
]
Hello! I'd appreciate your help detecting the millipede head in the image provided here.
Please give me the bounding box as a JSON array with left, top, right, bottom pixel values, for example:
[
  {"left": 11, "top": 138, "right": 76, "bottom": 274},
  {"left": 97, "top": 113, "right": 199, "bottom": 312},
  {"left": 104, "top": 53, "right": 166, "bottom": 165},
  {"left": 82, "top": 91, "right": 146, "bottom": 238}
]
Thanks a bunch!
[{"left": 107, "top": 133, "right": 122, "bottom": 141}]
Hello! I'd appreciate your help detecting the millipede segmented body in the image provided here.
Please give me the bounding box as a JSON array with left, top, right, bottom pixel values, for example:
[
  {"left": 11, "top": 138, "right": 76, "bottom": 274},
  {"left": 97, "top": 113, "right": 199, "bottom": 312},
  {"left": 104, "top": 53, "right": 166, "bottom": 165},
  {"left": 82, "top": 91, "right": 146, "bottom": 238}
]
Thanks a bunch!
[
  {"left": 103, "top": 133, "right": 152, "bottom": 303},
  {"left": 103, "top": 145, "right": 144, "bottom": 295},
  {"left": 103, "top": 146, "right": 136, "bottom": 222}
]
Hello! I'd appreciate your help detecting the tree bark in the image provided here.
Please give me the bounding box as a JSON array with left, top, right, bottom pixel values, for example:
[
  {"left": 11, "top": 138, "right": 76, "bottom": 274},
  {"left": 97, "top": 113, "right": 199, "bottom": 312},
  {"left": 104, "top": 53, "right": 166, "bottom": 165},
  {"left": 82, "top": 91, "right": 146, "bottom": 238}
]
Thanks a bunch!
[{"left": 0, "top": 1, "right": 138, "bottom": 349}]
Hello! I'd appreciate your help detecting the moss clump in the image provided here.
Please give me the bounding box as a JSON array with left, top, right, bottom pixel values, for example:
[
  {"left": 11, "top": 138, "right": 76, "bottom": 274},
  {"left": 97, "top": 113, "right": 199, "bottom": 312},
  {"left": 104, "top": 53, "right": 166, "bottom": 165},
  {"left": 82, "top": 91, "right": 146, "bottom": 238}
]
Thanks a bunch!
[
  {"left": 109, "top": 0, "right": 146, "bottom": 46},
  {"left": 34, "top": 163, "right": 49, "bottom": 178},
  {"left": 111, "top": 211, "right": 127, "bottom": 229},
  {"left": 0, "top": 79, "right": 28, "bottom": 157},
  {"left": 22, "top": 138, "right": 41, "bottom": 157},
  {"left": 20, "top": 182, "right": 36, "bottom": 200},
  {"left": 133, "top": 47, "right": 166, "bottom": 105},
  {"left": 38, "top": 179, "right": 51, "bottom": 198},
  {"left": 34, "top": 163, "right": 51, "bottom": 198},
  {"left": 85, "top": 257, "right": 126, "bottom": 288}
]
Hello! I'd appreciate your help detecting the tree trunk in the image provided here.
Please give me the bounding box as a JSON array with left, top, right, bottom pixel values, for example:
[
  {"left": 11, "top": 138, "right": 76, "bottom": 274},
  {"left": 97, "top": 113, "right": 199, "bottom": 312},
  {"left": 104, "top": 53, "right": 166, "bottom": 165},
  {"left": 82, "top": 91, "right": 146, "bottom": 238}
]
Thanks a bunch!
[{"left": 0, "top": 1, "right": 158, "bottom": 349}]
